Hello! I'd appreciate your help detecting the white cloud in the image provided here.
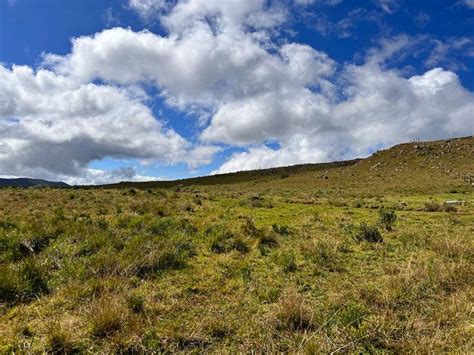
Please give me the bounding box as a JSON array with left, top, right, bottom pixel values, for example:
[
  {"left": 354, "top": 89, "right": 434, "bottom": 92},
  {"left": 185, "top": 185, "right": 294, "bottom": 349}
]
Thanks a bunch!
[
  {"left": 376, "top": 0, "right": 400, "bottom": 14},
  {"left": 45, "top": 25, "right": 336, "bottom": 144},
  {"left": 215, "top": 64, "right": 474, "bottom": 173},
  {"left": 0, "top": 64, "right": 217, "bottom": 183},
  {"left": 314, "top": 8, "right": 385, "bottom": 39},
  {"left": 425, "top": 37, "right": 474, "bottom": 71},
  {"left": 128, "top": 0, "right": 170, "bottom": 20},
  {"left": 63, "top": 167, "right": 159, "bottom": 186},
  {"left": 214, "top": 137, "right": 330, "bottom": 174},
  {"left": 463, "top": 0, "right": 474, "bottom": 9},
  {"left": 294, "top": 0, "right": 342, "bottom": 5}
]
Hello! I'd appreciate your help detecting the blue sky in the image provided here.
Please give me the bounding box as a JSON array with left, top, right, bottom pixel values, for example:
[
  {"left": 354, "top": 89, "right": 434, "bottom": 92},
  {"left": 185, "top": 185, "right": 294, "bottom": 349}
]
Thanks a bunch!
[{"left": 0, "top": 0, "right": 473, "bottom": 184}]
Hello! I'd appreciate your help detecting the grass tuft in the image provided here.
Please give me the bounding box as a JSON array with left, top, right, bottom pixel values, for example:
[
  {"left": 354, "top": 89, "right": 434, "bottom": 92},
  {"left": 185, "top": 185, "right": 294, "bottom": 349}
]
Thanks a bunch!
[
  {"left": 89, "top": 296, "right": 127, "bottom": 338},
  {"left": 277, "top": 289, "right": 314, "bottom": 331},
  {"left": 355, "top": 223, "right": 383, "bottom": 243}
]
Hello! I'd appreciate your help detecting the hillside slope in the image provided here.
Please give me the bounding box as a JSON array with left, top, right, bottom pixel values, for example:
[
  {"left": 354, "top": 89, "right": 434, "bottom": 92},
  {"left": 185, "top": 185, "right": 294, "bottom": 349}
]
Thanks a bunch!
[{"left": 107, "top": 136, "right": 474, "bottom": 194}]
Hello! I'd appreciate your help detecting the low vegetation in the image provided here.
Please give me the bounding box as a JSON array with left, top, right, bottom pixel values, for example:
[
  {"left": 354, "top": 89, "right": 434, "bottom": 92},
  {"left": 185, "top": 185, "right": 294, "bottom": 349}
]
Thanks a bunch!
[{"left": 0, "top": 137, "right": 473, "bottom": 352}]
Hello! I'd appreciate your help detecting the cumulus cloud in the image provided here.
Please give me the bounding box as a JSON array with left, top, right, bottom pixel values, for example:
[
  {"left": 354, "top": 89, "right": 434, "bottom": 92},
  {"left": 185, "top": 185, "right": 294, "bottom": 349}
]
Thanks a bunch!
[
  {"left": 0, "top": 64, "right": 217, "bottom": 182},
  {"left": 215, "top": 65, "right": 474, "bottom": 173}
]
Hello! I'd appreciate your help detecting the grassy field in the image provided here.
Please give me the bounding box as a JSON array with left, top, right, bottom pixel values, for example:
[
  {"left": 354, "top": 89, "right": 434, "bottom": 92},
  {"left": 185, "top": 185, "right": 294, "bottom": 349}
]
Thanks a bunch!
[{"left": 0, "top": 137, "right": 473, "bottom": 353}]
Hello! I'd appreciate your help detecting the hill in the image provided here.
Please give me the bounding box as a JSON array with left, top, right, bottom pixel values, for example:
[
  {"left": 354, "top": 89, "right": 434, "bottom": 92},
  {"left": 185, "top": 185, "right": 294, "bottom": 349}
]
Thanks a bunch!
[
  {"left": 0, "top": 178, "right": 69, "bottom": 188},
  {"left": 107, "top": 136, "right": 474, "bottom": 194}
]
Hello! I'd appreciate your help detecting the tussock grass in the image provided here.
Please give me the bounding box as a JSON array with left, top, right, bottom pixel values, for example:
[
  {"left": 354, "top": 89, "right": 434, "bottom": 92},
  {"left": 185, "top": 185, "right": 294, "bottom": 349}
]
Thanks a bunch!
[
  {"left": 276, "top": 288, "right": 314, "bottom": 331},
  {"left": 89, "top": 296, "right": 128, "bottom": 338}
]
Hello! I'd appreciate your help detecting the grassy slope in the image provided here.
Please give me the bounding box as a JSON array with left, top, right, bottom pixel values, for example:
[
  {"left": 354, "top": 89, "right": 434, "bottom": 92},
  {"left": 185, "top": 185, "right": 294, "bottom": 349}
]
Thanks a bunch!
[
  {"left": 0, "top": 136, "right": 473, "bottom": 353},
  {"left": 108, "top": 136, "right": 473, "bottom": 193}
]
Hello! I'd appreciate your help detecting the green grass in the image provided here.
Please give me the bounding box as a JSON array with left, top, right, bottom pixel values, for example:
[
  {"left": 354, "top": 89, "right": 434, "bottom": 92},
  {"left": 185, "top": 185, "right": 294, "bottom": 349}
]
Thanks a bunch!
[{"left": 0, "top": 137, "right": 473, "bottom": 353}]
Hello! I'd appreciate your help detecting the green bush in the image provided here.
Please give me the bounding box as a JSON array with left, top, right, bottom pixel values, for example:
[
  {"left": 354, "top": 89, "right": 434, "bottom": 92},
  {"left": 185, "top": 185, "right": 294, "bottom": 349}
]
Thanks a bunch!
[
  {"left": 378, "top": 207, "right": 397, "bottom": 231},
  {"left": 355, "top": 223, "right": 383, "bottom": 243}
]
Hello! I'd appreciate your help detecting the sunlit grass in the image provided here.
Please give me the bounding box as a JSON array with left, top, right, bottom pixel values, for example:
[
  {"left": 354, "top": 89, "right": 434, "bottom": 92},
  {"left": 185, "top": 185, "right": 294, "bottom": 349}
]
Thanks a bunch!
[{"left": 0, "top": 137, "right": 473, "bottom": 353}]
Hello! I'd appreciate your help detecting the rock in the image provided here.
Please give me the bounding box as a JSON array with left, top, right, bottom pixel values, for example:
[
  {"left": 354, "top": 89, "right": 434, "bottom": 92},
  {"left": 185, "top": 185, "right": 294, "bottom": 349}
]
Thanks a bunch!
[
  {"left": 444, "top": 200, "right": 466, "bottom": 206},
  {"left": 19, "top": 241, "right": 34, "bottom": 255},
  {"left": 371, "top": 162, "right": 382, "bottom": 170}
]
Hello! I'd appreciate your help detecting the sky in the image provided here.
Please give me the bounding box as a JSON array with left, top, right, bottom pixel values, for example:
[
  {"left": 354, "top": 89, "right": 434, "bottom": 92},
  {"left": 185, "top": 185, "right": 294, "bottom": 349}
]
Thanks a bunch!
[{"left": 0, "top": 0, "right": 473, "bottom": 185}]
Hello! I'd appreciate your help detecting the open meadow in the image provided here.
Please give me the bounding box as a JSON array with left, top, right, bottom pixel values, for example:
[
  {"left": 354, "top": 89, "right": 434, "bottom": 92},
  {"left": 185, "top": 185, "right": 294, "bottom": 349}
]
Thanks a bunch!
[{"left": 1, "top": 137, "right": 473, "bottom": 353}]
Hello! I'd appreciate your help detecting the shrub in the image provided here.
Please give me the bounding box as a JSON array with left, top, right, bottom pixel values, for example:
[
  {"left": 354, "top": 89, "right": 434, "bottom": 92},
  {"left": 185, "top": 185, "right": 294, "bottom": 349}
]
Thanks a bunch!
[
  {"left": 258, "top": 287, "right": 280, "bottom": 304},
  {"left": 147, "top": 218, "right": 176, "bottom": 236},
  {"left": 0, "top": 236, "right": 22, "bottom": 262},
  {"left": 0, "top": 259, "right": 49, "bottom": 303},
  {"left": 240, "top": 265, "right": 252, "bottom": 282},
  {"left": 138, "top": 248, "right": 186, "bottom": 276},
  {"left": 378, "top": 207, "right": 397, "bottom": 231},
  {"left": 233, "top": 237, "right": 250, "bottom": 254},
  {"left": 248, "top": 195, "right": 273, "bottom": 209},
  {"left": 259, "top": 233, "right": 278, "bottom": 247},
  {"left": 355, "top": 223, "right": 383, "bottom": 243},
  {"left": 207, "top": 319, "right": 233, "bottom": 339}
]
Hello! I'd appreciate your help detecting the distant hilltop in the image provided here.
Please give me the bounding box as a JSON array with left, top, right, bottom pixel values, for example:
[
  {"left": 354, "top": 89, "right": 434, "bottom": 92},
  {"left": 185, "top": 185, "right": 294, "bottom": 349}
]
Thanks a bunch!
[{"left": 0, "top": 178, "right": 69, "bottom": 188}]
